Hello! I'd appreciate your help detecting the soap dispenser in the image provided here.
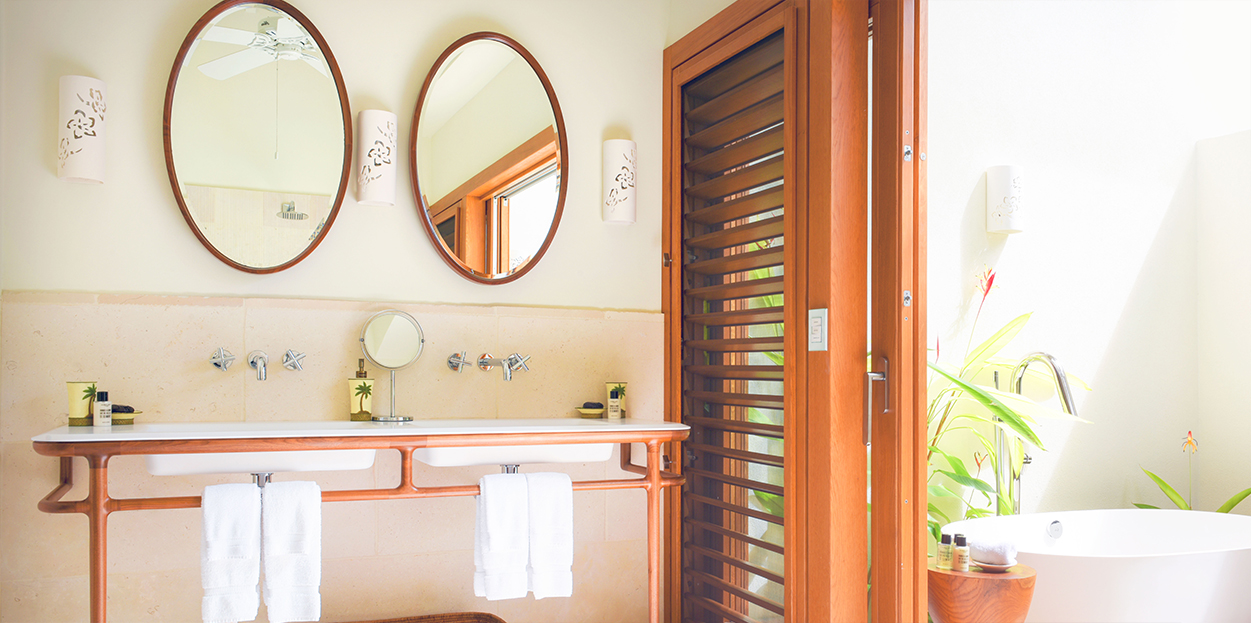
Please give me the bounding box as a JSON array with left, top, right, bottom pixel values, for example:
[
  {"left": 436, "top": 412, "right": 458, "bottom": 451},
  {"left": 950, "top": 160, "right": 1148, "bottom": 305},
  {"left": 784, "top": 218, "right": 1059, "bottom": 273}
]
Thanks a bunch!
[{"left": 350, "top": 359, "right": 374, "bottom": 421}]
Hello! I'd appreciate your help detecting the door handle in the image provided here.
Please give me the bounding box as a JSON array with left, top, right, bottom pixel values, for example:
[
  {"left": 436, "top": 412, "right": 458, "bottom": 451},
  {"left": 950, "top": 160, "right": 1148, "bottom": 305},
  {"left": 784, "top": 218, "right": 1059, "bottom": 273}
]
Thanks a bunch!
[{"left": 864, "top": 357, "right": 888, "bottom": 447}]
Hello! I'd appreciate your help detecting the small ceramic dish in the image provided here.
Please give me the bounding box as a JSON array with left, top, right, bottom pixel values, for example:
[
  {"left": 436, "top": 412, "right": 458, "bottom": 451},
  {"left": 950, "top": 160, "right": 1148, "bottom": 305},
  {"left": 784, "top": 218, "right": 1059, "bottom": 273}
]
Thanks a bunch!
[
  {"left": 576, "top": 408, "right": 605, "bottom": 418},
  {"left": 972, "top": 560, "right": 1016, "bottom": 573}
]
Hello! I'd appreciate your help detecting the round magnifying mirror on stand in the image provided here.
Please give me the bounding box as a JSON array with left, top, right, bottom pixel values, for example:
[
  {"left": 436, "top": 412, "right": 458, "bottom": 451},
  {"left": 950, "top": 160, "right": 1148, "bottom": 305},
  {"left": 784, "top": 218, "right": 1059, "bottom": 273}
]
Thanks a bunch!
[{"left": 359, "top": 310, "right": 425, "bottom": 422}]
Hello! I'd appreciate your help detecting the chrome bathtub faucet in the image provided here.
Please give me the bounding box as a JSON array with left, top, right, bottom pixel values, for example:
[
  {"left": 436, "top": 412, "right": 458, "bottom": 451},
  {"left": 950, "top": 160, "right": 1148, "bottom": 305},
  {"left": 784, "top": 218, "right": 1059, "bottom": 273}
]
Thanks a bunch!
[{"left": 997, "top": 352, "right": 1081, "bottom": 514}]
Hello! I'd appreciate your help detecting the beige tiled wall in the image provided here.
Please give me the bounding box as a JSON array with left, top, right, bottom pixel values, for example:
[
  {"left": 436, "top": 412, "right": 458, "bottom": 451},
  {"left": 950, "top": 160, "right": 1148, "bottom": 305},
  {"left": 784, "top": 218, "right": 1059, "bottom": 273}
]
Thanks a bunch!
[{"left": 0, "top": 291, "right": 663, "bottom": 622}]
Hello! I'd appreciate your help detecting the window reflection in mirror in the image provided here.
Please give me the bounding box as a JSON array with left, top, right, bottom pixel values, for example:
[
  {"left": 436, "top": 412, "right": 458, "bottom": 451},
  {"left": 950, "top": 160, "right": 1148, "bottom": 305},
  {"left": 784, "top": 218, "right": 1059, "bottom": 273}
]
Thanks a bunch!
[
  {"left": 413, "top": 34, "right": 566, "bottom": 283},
  {"left": 502, "top": 164, "right": 559, "bottom": 272}
]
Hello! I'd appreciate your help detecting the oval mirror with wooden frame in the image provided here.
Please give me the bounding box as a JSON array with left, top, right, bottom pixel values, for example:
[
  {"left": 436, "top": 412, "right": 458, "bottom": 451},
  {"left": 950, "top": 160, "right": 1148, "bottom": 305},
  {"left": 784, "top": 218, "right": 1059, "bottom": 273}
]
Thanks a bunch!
[
  {"left": 411, "top": 32, "right": 568, "bottom": 284},
  {"left": 164, "top": 0, "right": 351, "bottom": 273}
]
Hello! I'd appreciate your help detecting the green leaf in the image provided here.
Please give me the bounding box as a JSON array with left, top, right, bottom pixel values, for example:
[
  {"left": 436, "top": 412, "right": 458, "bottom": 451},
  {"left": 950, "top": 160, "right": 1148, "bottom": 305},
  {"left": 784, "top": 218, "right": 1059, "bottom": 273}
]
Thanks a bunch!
[
  {"left": 747, "top": 407, "right": 783, "bottom": 426},
  {"left": 753, "top": 491, "right": 785, "bottom": 517},
  {"left": 928, "top": 520, "right": 941, "bottom": 543},
  {"left": 965, "top": 507, "right": 995, "bottom": 519},
  {"left": 930, "top": 446, "right": 972, "bottom": 480},
  {"left": 983, "top": 387, "right": 1087, "bottom": 423},
  {"left": 927, "top": 502, "right": 951, "bottom": 524},
  {"left": 937, "top": 469, "right": 995, "bottom": 494},
  {"left": 1011, "top": 438, "right": 1025, "bottom": 479},
  {"left": 996, "top": 491, "right": 1013, "bottom": 515},
  {"left": 928, "top": 362, "right": 1046, "bottom": 450},
  {"left": 1217, "top": 488, "right": 1251, "bottom": 514},
  {"left": 963, "top": 313, "right": 1031, "bottom": 373},
  {"left": 928, "top": 484, "right": 962, "bottom": 498},
  {"left": 1133, "top": 503, "right": 1160, "bottom": 510},
  {"left": 1142, "top": 467, "right": 1190, "bottom": 510}
]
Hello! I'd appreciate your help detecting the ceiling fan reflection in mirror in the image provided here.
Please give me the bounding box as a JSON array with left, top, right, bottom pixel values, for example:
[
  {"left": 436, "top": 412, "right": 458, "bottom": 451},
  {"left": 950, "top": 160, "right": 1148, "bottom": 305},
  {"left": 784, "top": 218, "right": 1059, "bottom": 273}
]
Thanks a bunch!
[{"left": 198, "top": 16, "right": 329, "bottom": 80}]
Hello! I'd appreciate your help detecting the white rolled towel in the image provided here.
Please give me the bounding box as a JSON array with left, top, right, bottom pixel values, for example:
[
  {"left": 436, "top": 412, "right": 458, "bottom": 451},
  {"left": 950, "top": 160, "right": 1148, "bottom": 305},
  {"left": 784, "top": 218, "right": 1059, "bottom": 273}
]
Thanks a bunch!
[{"left": 969, "top": 539, "right": 1017, "bottom": 566}]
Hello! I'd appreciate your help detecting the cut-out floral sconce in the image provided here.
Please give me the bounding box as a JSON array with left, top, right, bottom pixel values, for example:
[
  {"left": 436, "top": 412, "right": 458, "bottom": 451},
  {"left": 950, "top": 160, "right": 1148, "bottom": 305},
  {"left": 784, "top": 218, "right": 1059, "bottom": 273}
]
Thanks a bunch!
[{"left": 58, "top": 75, "right": 107, "bottom": 184}]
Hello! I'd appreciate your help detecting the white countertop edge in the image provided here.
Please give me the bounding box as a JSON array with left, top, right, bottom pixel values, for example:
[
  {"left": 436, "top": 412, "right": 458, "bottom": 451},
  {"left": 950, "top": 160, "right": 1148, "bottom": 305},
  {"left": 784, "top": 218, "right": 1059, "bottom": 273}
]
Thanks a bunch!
[{"left": 32, "top": 418, "right": 690, "bottom": 443}]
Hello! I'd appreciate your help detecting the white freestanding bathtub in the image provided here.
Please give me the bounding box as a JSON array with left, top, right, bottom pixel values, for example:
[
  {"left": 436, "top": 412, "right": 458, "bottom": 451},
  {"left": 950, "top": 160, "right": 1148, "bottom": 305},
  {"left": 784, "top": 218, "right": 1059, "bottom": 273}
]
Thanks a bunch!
[{"left": 945, "top": 509, "right": 1251, "bottom": 623}]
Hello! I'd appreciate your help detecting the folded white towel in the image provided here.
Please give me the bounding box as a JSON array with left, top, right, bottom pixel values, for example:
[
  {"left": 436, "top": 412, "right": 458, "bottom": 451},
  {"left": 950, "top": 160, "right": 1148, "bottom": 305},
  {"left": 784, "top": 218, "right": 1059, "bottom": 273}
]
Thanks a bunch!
[
  {"left": 970, "top": 538, "right": 1017, "bottom": 566},
  {"left": 474, "top": 490, "right": 486, "bottom": 597},
  {"left": 474, "top": 473, "right": 530, "bottom": 600},
  {"left": 526, "top": 472, "right": 574, "bottom": 599},
  {"left": 261, "top": 481, "right": 322, "bottom": 623},
  {"left": 202, "top": 483, "right": 261, "bottom": 623}
]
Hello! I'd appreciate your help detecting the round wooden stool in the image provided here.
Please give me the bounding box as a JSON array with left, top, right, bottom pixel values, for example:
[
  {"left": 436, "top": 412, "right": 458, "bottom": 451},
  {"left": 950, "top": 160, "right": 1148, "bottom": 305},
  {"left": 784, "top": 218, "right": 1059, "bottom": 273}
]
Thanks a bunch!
[{"left": 927, "top": 561, "right": 1036, "bottom": 623}]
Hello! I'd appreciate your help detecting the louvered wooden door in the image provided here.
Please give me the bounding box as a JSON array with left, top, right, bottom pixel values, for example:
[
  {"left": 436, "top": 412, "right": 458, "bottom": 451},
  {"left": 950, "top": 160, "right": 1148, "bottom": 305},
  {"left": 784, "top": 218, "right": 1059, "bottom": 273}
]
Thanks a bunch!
[
  {"left": 666, "top": 0, "right": 919, "bottom": 620},
  {"left": 676, "top": 25, "right": 790, "bottom": 623}
]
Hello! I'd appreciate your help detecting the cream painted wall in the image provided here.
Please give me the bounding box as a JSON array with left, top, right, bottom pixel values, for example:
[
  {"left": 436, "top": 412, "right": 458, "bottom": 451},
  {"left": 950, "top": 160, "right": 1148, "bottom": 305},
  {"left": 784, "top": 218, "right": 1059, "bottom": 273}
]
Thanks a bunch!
[
  {"left": 0, "top": 0, "right": 669, "bottom": 310},
  {"left": 1195, "top": 131, "right": 1251, "bottom": 513},
  {"left": 666, "top": 0, "right": 737, "bottom": 46},
  {"left": 929, "top": 0, "right": 1251, "bottom": 514}
]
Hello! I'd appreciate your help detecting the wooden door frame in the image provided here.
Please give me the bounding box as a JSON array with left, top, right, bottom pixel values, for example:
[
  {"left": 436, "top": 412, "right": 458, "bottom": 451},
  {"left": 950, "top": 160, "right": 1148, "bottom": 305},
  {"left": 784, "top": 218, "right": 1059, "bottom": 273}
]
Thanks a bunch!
[
  {"left": 664, "top": 0, "right": 930, "bottom": 620},
  {"left": 870, "top": 0, "right": 928, "bottom": 621}
]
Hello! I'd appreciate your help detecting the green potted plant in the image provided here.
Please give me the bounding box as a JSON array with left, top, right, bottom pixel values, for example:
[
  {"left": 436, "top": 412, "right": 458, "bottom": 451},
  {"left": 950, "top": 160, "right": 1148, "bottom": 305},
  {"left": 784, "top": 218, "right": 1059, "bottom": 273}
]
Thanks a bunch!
[
  {"left": 925, "top": 268, "right": 1087, "bottom": 541},
  {"left": 1136, "top": 431, "right": 1251, "bottom": 512}
]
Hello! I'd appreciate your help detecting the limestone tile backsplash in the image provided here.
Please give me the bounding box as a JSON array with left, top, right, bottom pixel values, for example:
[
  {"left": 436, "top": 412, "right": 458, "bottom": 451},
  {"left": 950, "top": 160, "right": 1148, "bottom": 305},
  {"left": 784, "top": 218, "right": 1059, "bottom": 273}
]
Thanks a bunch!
[{"left": 0, "top": 291, "right": 664, "bottom": 622}]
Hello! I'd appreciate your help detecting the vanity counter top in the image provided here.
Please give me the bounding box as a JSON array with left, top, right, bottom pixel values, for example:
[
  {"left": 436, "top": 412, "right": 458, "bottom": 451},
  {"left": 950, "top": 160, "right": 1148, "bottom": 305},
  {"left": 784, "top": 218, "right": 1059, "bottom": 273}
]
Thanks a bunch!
[{"left": 32, "top": 418, "right": 688, "bottom": 444}]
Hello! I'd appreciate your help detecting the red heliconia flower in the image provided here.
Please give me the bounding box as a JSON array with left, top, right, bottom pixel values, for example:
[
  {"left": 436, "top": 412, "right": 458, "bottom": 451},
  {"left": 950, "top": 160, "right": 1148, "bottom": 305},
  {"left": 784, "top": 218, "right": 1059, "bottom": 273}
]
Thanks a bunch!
[
  {"left": 974, "top": 452, "right": 986, "bottom": 471},
  {"left": 977, "top": 267, "right": 996, "bottom": 303},
  {"left": 1182, "top": 431, "right": 1198, "bottom": 454}
]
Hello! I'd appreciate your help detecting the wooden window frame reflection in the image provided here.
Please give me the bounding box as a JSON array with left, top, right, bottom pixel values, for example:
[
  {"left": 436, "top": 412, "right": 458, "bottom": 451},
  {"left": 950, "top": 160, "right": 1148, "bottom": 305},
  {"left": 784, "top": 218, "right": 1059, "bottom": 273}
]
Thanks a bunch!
[{"left": 427, "top": 126, "right": 558, "bottom": 277}]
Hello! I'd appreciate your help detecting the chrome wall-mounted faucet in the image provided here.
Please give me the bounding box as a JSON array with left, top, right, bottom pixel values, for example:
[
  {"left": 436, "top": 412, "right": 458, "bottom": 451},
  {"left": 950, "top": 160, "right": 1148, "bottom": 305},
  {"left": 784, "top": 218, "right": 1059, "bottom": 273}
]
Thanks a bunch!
[
  {"left": 248, "top": 351, "right": 269, "bottom": 381},
  {"left": 477, "top": 353, "right": 531, "bottom": 381}
]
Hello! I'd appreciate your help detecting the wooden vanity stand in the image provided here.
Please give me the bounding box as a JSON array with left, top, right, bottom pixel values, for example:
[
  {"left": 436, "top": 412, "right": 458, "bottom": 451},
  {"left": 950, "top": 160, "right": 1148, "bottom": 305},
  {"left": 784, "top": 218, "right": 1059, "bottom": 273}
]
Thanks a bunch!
[{"left": 33, "top": 426, "right": 687, "bottom": 623}]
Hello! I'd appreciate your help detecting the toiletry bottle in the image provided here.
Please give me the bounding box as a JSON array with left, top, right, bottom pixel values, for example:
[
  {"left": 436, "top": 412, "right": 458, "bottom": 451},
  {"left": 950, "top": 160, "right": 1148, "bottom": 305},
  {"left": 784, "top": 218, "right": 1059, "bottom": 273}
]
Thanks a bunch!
[
  {"left": 607, "top": 390, "right": 622, "bottom": 419},
  {"left": 93, "top": 391, "right": 112, "bottom": 429},
  {"left": 350, "top": 359, "right": 374, "bottom": 422},
  {"left": 937, "top": 533, "right": 953, "bottom": 570},
  {"left": 953, "top": 534, "right": 970, "bottom": 572}
]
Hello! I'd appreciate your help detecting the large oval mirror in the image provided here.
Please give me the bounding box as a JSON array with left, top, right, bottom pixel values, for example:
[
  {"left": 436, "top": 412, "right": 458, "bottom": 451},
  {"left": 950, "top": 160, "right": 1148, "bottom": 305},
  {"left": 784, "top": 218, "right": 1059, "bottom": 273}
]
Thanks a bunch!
[
  {"left": 164, "top": 0, "right": 351, "bottom": 273},
  {"left": 411, "top": 32, "right": 568, "bottom": 284}
]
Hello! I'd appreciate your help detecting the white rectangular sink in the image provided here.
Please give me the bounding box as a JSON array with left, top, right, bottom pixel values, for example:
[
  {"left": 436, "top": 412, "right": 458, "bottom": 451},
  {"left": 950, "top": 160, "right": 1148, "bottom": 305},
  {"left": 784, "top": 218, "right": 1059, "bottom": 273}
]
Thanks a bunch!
[
  {"left": 145, "top": 449, "right": 376, "bottom": 476},
  {"left": 412, "top": 443, "right": 614, "bottom": 467},
  {"left": 30, "top": 418, "right": 690, "bottom": 472}
]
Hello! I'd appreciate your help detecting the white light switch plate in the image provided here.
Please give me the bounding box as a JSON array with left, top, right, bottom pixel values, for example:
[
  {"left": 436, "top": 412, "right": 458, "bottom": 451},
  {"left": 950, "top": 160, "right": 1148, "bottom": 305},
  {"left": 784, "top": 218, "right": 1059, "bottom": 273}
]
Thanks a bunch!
[{"left": 808, "top": 308, "right": 828, "bottom": 351}]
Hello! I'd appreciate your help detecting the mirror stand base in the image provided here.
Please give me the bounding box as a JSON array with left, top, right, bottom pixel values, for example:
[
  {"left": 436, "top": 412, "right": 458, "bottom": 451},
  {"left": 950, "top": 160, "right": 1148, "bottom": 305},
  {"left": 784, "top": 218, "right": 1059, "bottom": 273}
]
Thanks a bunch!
[{"left": 371, "top": 416, "right": 413, "bottom": 422}]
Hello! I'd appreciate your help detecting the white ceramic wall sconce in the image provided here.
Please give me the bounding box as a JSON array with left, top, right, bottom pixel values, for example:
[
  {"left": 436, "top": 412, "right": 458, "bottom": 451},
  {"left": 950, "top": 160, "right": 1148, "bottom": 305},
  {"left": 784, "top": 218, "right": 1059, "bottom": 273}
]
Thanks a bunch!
[
  {"left": 986, "top": 165, "right": 1023, "bottom": 234},
  {"left": 602, "top": 139, "right": 636, "bottom": 224},
  {"left": 357, "top": 109, "right": 398, "bottom": 206},
  {"left": 58, "top": 75, "right": 107, "bottom": 184}
]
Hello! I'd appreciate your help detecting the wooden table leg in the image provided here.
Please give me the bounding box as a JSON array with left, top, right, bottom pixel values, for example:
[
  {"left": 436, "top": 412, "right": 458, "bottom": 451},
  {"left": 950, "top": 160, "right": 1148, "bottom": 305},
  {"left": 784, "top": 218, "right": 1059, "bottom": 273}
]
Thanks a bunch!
[
  {"left": 647, "top": 441, "right": 662, "bottom": 623},
  {"left": 88, "top": 455, "right": 111, "bottom": 623}
]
